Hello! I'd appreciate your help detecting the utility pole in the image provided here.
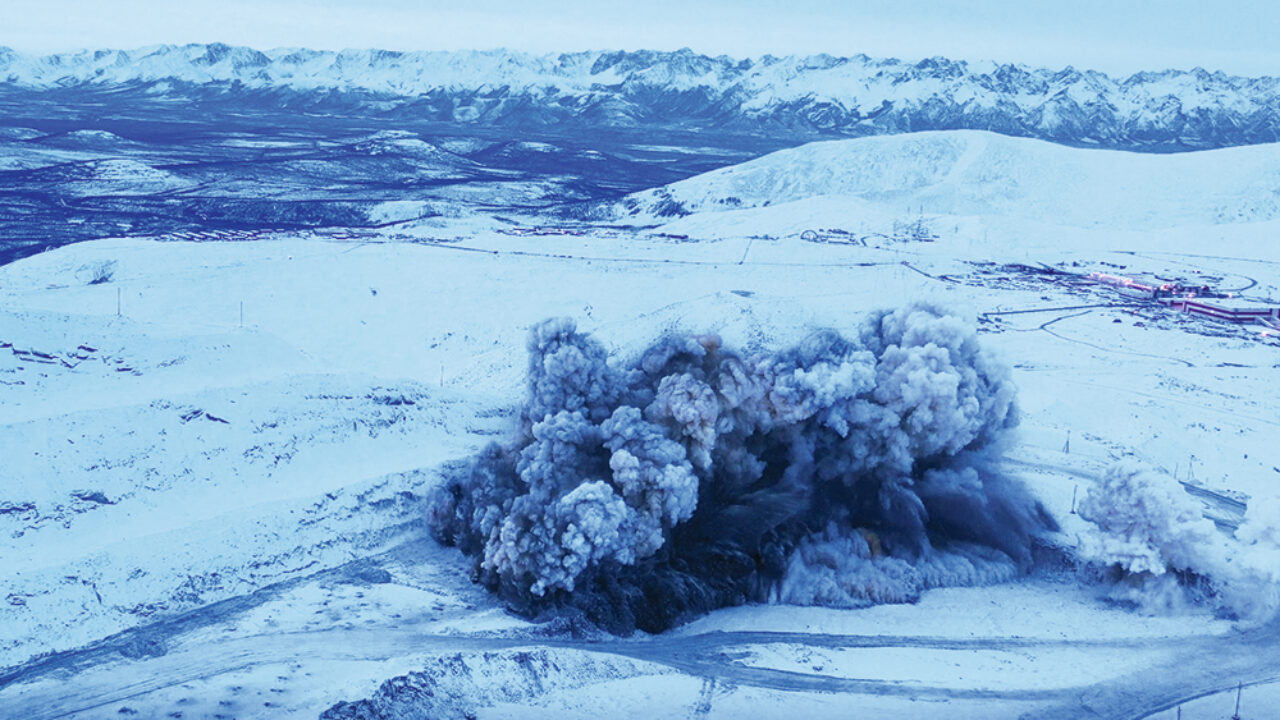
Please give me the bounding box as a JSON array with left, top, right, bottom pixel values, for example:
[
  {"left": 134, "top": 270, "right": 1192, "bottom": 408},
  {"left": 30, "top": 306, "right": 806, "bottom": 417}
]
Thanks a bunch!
[
  {"left": 116, "top": 287, "right": 121, "bottom": 317},
  {"left": 1232, "top": 681, "right": 1242, "bottom": 720}
]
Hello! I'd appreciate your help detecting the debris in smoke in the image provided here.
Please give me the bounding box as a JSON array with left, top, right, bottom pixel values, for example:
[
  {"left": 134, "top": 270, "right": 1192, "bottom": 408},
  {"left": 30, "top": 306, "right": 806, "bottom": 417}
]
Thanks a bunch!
[{"left": 430, "top": 304, "right": 1057, "bottom": 633}]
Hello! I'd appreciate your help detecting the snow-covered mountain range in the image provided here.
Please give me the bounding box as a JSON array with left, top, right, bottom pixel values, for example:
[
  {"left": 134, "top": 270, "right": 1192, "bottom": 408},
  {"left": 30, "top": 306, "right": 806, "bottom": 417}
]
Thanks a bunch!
[{"left": 3, "top": 44, "right": 1279, "bottom": 150}]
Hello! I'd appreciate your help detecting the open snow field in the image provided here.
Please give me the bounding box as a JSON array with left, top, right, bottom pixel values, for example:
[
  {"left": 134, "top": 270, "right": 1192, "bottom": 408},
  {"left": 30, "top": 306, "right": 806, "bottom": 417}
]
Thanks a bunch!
[{"left": 1, "top": 131, "right": 1278, "bottom": 719}]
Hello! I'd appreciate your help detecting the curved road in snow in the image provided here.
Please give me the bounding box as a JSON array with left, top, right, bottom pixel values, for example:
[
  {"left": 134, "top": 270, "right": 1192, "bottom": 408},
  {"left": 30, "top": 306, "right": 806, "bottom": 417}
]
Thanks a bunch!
[{"left": 3, "top": 617, "right": 1279, "bottom": 720}]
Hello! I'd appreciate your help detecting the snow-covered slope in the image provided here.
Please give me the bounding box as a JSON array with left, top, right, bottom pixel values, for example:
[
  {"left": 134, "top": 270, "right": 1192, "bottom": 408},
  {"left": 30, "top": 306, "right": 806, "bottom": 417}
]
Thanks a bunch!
[
  {"left": 2, "top": 45, "right": 1279, "bottom": 149},
  {"left": 611, "top": 130, "right": 1280, "bottom": 230},
  {"left": 2, "top": 222, "right": 1276, "bottom": 719}
]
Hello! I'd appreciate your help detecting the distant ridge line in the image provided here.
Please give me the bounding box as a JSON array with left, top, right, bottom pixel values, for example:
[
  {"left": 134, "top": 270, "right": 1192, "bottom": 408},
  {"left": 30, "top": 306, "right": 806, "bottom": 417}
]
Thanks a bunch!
[{"left": 2, "top": 44, "right": 1280, "bottom": 151}]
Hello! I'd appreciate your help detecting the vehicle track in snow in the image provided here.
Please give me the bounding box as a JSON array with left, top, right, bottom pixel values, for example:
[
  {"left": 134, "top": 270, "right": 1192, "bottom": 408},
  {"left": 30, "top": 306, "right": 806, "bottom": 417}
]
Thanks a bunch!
[
  {"left": 1114, "top": 250, "right": 1261, "bottom": 294},
  {"left": 1035, "top": 310, "right": 1198, "bottom": 368},
  {"left": 1033, "top": 620, "right": 1280, "bottom": 720},
  {"left": 2, "top": 611, "right": 1272, "bottom": 720},
  {"left": 397, "top": 236, "right": 903, "bottom": 270},
  {"left": 1116, "top": 251, "right": 1280, "bottom": 267},
  {"left": 0, "top": 626, "right": 1123, "bottom": 718}
]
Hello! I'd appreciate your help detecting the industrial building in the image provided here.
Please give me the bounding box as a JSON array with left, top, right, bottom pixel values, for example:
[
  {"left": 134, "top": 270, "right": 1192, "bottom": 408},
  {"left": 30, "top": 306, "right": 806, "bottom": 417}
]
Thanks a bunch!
[
  {"left": 1086, "top": 271, "right": 1279, "bottom": 326},
  {"left": 1163, "top": 297, "right": 1280, "bottom": 324}
]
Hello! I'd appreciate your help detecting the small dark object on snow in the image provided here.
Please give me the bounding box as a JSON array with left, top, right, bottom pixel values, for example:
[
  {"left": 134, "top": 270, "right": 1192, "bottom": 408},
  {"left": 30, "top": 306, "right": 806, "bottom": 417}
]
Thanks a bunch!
[{"left": 73, "top": 490, "right": 113, "bottom": 505}]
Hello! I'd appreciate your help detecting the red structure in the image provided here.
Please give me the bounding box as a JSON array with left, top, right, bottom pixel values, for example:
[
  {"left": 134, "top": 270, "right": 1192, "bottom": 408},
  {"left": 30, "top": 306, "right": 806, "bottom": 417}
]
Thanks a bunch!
[
  {"left": 1086, "top": 270, "right": 1279, "bottom": 326},
  {"left": 1163, "top": 298, "right": 1280, "bottom": 324},
  {"left": 1086, "top": 272, "right": 1190, "bottom": 298}
]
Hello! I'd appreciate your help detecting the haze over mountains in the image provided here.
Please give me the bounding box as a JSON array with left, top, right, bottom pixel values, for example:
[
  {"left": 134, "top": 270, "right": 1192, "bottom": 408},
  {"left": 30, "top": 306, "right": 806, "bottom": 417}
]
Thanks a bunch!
[{"left": 3, "top": 43, "right": 1280, "bottom": 151}]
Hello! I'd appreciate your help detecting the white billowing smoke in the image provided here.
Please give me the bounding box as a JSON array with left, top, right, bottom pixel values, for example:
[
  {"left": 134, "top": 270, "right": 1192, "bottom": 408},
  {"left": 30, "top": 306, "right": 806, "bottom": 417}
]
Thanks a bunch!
[
  {"left": 1227, "top": 493, "right": 1280, "bottom": 622},
  {"left": 430, "top": 304, "right": 1057, "bottom": 633},
  {"left": 1077, "top": 460, "right": 1280, "bottom": 622},
  {"left": 1077, "top": 460, "right": 1227, "bottom": 578}
]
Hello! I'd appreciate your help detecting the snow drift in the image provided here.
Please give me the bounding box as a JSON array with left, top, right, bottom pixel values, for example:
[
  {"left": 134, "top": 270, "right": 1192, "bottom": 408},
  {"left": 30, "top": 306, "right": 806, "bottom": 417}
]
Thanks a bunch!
[{"left": 430, "top": 304, "right": 1057, "bottom": 633}]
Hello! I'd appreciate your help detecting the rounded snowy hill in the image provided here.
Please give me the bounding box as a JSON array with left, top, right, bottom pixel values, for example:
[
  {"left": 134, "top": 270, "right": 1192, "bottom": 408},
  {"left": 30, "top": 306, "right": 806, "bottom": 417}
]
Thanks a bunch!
[
  {"left": 0, "top": 158, "right": 193, "bottom": 197},
  {"left": 612, "top": 130, "right": 1280, "bottom": 230}
]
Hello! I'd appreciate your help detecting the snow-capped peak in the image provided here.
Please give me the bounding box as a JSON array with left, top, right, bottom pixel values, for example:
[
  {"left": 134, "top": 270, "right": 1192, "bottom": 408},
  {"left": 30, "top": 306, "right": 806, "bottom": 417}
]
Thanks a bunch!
[{"left": 1, "top": 45, "right": 1279, "bottom": 150}]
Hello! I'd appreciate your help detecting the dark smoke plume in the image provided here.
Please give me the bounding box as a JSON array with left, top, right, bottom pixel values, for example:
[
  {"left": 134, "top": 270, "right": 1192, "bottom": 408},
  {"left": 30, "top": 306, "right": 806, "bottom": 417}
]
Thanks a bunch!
[{"left": 430, "top": 304, "right": 1057, "bottom": 633}]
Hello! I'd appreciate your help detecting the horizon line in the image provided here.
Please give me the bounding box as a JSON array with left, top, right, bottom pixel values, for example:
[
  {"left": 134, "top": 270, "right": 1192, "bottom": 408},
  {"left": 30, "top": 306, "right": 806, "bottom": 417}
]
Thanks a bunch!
[{"left": 1, "top": 42, "right": 1274, "bottom": 82}]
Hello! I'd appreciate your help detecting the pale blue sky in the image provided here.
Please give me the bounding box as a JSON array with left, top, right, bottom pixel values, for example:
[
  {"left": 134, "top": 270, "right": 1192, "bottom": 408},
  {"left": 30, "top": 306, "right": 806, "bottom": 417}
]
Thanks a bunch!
[{"left": 3, "top": 0, "right": 1277, "bottom": 76}]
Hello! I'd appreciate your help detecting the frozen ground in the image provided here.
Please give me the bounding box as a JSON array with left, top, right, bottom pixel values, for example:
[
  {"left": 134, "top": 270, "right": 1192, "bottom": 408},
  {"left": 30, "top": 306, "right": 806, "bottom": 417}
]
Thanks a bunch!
[{"left": 1, "top": 131, "right": 1278, "bottom": 718}]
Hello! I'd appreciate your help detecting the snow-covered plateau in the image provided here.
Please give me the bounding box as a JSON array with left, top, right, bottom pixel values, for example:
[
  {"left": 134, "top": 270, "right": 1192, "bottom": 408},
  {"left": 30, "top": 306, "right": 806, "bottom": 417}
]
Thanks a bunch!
[{"left": 1, "top": 121, "right": 1278, "bottom": 720}]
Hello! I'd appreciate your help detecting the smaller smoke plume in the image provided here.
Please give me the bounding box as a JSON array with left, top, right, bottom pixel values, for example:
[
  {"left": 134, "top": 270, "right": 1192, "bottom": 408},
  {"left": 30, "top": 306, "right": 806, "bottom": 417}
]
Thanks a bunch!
[
  {"left": 1231, "top": 494, "right": 1280, "bottom": 621},
  {"left": 1077, "top": 460, "right": 1227, "bottom": 613},
  {"left": 431, "top": 304, "right": 1057, "bottom": 633},
  {"left": 1077, "top": 460, "right": 1280, "bottom": 622}
]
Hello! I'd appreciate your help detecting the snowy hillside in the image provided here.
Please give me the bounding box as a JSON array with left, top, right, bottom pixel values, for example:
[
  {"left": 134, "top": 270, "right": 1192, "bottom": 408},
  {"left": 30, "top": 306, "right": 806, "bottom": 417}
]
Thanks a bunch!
[
  {"left": 611, "top": 130, "right": 1280, "bottom": 230},
  {"left": 2, "top": 215, "right": 1277, "bottom": 718},
  {"left": 2, "top": 118, "right": 1279, "bottom": 719},
  {"left": 2, "top": 44, "right": 1280, "bottom": 149}
]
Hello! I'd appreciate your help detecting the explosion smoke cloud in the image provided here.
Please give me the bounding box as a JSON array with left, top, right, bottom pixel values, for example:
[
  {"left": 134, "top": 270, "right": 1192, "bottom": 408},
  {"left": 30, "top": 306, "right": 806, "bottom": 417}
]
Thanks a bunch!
[
  {"left": 1078, "top": 460, "right": 1280, "bottom": 622},
  {"left": 430, "top": 304, "right": 1057, "bottom": 632}
]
